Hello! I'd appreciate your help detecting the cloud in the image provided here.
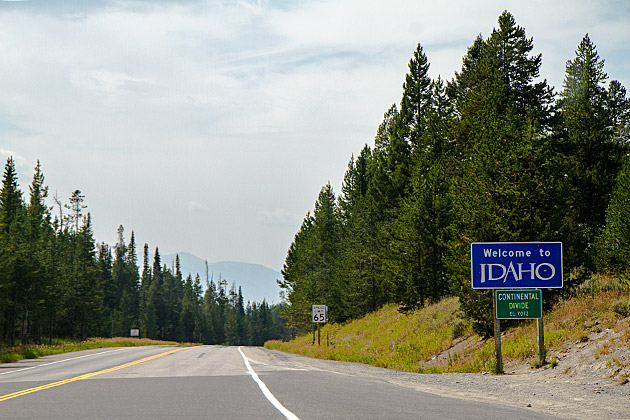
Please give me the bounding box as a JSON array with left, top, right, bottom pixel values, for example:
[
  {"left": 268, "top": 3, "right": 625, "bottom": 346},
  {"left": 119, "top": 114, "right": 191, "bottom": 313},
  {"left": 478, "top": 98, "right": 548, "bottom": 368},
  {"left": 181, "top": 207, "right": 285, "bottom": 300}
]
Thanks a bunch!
[
  {"left": 71, "top": 69, "right": 153, "bottom": 97},
  {"left": 187, "top": 201, "right": 209, "bottom": 212},
  {"left": 0, "top": 149, "right": 26, "bottom": 166},
  {"left": 0, "top": 0, "right": 628, "bottom": 271},
  {"left": 256, "top": 208, "right": 300, "bottom": 226}
]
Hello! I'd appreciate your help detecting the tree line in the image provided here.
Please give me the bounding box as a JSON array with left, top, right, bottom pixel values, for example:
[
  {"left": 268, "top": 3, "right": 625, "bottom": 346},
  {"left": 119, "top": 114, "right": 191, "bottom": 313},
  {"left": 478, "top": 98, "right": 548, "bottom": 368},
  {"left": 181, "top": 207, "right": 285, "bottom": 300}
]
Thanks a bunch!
[
  {"left": 0, "top": 162, "right": 288, "bottom": 347},
  {"left": 279, "top": 11, "right": 630, "bottom": 337}
]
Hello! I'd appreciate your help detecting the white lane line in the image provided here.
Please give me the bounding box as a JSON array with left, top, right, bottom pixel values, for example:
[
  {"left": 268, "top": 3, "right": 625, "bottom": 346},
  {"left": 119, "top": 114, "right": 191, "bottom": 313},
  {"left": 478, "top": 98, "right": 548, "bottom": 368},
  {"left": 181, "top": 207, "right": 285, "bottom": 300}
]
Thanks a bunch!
[
  {"left": 238, "top": 347, "right": 300, "bottom": 420},
  {"left": 0, "top": 348, "right": 131, "bottom": 376},
  {"left": 245, "top": 358, "right": 269, "bottom": 366}
]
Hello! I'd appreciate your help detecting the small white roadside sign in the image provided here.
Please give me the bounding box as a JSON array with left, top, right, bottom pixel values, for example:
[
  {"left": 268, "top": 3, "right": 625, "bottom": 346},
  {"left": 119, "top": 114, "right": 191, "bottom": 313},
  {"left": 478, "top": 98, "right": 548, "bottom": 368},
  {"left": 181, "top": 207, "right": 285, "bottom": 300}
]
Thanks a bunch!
[{"left": 312, "top": 305, "right": 327, "bottom": 323}]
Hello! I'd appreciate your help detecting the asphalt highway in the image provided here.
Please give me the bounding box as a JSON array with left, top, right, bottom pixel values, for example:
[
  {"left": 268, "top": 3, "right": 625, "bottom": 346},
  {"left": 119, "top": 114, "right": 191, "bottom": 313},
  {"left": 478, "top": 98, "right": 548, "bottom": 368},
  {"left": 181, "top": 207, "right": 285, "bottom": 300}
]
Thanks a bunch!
[{"left": 0, "top": 345, "right": 555, "bottom": 419}]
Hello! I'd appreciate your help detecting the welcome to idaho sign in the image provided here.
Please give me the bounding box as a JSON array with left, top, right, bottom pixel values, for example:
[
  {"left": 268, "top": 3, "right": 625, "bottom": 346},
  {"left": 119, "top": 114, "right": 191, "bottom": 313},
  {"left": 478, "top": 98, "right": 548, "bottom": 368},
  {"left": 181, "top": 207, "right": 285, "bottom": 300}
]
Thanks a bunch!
[{"left": 471, "top": 242, "right": 563, "bottom": 289}]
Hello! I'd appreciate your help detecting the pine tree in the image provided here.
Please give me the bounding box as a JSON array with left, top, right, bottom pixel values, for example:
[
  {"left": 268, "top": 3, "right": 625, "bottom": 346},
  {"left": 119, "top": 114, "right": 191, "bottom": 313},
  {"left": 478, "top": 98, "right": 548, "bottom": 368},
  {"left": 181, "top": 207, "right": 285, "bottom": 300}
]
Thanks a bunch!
[
  {"left": 400, "top": 43, "right": 433, "bottom": 152},
  {"left": 557, "top": 34, "right": 628, "bottom": 269},
  {"left": 279, "top": 214, "right": 317, "bottom": 332},
  {"left": 142, "top": 244, "right": 152, "bottom": 286},
  {"left": 0, "top": 157, "right": 27, "bottom": 345},
  {"left": 139, "top": 243, "right": 153, "bottom": 338},
  {"left": 39, "top": 209, "right": 61, "bottom": 344},
  {"left": 27, "top": 161, "right": 48, "bottom": 240},
  {"left": 20, "top": 161, "right": 50, "bottom": 343},
  {"left": 64, "top": 190, "right": 87, "bottom": 234},
  {"left": 448, "top": 11, "right": 556, "bottom": 336},
  {"left": 98, "top": 243, "right": 115, "bottom": 336},
  {"left": 596, "top": 156, "right": 630, "bottom": 274},
  {"left": 116, "top": 230, "right": 139, "bottom": 336},
  {"left": 606, "top": 80, "right": 630, "bottom": 135},
  {"left": 110, "top": 225, "right": 128, "bottom": 335},
  {"left": 26, "top": 162, "right": 55, "bottom": 343},
  {"left": 192, "top": 274, "right": 203, "bottom": 342},
  {"left": 180, "top": 274, "right": 197, "bottom": 342},
  {"left": 67, "top": 213, "right": 102, "bottom": 340},
  {"left": 0, "top": 157, "right": 22, "bottom": 234},
  {"left": 200, "top": 277, "right": 218, "bottom": 344},
  {"left": 143, "top": 247, "right": 163, "bottom": 339},
  {"left": 310, "top": 184, "right": 344, "bottom": 321},
  {"left": 223, "top": 308, "right": 240, "bottom": 345},
  {"left": 280, "top": 181, "right": 353, "bottom": 325},
  {"left": 373, "top": 105, "right": 410, "bottom": 209},
  {"left": 160, "top": 255, "right": 183, "bottom": 340},
  {"left": 214, "top": 276, "right": 228, "bottom": 343},
  {"left": 385, "top": 77, "right": 455, "bottom": 312},
  {"left": 338, "top": 146, "right": 386, "bottom": 318}
]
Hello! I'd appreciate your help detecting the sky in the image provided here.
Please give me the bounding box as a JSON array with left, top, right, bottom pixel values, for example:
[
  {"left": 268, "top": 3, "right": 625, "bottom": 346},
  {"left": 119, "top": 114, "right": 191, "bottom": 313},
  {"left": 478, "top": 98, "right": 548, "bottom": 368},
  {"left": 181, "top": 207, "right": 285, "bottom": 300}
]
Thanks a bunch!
[{"left": 0, "top": 0, "right": 629, "bottom": 271}]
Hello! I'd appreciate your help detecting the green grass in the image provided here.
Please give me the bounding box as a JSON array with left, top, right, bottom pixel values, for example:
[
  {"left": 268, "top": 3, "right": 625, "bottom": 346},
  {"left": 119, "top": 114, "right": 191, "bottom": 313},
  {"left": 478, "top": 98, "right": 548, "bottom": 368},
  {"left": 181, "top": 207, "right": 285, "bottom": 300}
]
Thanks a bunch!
[
  {"left": 266, "top": 275, "right": 630, "bottom": 374},
  {"left": 0, "top": 337, "right": 185, "bottom": 364}
]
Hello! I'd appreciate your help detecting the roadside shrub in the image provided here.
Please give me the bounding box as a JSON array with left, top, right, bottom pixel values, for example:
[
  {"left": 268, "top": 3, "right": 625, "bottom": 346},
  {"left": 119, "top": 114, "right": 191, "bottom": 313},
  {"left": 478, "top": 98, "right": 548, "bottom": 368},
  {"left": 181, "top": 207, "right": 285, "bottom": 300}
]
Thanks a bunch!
[{"left": 612, "top": 300, "right": 630, "bottom": 318}]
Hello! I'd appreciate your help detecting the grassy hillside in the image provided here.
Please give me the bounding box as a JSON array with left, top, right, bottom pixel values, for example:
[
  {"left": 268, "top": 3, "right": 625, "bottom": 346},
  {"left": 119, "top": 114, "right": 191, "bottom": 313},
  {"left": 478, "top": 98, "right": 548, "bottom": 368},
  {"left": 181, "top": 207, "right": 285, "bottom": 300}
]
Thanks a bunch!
[{"left": 265, "top": 275, "right": 630, "bottom": 379}]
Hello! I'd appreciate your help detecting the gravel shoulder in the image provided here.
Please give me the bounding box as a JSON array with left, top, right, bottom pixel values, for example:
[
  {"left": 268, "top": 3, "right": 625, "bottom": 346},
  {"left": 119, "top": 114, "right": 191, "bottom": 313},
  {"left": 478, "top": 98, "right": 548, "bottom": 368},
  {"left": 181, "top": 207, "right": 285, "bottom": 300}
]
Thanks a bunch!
[{"left": 257, "top": 320, "right": 630, "bottom": 420}]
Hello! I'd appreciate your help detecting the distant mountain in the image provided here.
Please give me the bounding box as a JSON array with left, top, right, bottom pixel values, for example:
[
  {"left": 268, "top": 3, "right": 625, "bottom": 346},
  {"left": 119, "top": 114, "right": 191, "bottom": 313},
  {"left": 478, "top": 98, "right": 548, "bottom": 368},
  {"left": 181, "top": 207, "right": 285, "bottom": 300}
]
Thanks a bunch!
[{"left": 161, "top": 252, "right": 283, "bottom": 304}]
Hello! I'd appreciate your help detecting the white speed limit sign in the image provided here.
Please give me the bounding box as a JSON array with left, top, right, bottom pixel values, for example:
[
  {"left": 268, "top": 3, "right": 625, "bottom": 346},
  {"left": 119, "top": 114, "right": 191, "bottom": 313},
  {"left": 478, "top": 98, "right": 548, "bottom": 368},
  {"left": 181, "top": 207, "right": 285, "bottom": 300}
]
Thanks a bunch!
[{"left": 312, "top": 305, "right": 327, "bottom": 323}]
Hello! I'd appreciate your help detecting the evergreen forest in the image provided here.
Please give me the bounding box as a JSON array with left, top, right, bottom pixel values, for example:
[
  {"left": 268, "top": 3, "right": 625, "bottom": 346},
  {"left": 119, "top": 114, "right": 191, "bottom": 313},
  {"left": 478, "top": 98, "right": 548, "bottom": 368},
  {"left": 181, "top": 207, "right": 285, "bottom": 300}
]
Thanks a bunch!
[
  {"left": 279, "top": 12, "right": 630, "bottom": 337},
  {"left": 0, "top": 160, "right": 288, "bottom": 347}
]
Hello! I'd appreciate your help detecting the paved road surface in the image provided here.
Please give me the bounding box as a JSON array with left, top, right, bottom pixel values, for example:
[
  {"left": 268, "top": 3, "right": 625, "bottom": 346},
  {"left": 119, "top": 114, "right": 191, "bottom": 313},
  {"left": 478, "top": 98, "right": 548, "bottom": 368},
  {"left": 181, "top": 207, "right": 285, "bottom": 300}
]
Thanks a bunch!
[{"left": 0, "top": 345, "right": 555, "bottom": 419}]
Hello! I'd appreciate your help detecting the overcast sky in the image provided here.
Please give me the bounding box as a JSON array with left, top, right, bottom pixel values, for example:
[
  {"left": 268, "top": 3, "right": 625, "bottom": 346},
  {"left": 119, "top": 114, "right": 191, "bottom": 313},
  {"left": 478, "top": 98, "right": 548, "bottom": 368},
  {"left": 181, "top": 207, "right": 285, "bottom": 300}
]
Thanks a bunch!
[{"left": 1, "top": 0, "right": 628, "bottom": 271}]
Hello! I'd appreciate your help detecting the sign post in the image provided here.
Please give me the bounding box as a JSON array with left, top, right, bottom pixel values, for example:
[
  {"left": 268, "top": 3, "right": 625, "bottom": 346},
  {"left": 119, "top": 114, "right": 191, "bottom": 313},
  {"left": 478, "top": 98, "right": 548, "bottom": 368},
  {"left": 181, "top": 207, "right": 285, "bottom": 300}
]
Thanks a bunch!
[
  {"left": 471, "top": 242, "right": 562, "bottom": 372},
  {"left": 312, "top": 305, "right": 327, "bottom": 346},
  {"left": 537, "top": 307, "right": 545, "bottom": 366},
  {"left": 492, "top": 290, "right": 502, "bottom": 374}
]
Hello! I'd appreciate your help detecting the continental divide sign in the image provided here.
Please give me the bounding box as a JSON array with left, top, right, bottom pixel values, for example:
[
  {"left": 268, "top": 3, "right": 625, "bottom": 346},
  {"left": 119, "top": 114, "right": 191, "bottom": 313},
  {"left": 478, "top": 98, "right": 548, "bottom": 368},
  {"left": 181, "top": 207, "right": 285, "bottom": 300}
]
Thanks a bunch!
[{"left": 471, "top": 242, "right": 563, "bottom": 289}]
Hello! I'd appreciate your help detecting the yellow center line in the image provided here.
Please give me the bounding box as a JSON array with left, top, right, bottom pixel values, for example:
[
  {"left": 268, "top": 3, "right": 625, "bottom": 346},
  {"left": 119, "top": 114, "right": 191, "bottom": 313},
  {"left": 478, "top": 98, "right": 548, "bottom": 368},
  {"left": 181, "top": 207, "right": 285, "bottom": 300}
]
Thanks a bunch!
[{"left": 0, "top": 347, "right": 188, "bottom": 402}]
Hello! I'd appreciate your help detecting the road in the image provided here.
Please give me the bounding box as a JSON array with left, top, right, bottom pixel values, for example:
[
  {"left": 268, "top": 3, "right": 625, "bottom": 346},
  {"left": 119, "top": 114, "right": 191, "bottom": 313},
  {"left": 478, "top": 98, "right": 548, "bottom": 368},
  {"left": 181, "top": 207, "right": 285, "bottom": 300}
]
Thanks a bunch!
[{"left": 0, "top": 345, "right": 555, "bottom": 419}]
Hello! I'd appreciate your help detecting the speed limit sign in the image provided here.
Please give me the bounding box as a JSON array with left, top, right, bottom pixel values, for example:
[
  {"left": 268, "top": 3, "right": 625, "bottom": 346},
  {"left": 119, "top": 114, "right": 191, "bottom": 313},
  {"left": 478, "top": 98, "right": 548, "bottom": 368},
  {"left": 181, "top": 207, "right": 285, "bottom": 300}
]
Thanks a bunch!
[{"left": 312, "top": 305, "right": 327, "bottom": 323}]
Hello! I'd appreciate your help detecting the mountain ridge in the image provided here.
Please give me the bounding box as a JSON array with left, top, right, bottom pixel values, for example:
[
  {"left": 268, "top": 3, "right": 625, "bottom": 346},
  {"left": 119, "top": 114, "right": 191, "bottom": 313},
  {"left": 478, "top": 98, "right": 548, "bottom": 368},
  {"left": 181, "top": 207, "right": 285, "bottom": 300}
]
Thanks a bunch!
[{"left": 161, "top": 252, "right": 283, "bottom": 304}]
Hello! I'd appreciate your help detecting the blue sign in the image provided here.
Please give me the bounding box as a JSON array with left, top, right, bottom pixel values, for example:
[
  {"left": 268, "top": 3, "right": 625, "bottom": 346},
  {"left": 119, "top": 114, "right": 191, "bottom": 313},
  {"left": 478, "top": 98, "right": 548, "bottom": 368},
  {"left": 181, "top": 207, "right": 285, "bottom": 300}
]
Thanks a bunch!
[{"left": 471, "top": 242, "right": 563, "bottom": 289}]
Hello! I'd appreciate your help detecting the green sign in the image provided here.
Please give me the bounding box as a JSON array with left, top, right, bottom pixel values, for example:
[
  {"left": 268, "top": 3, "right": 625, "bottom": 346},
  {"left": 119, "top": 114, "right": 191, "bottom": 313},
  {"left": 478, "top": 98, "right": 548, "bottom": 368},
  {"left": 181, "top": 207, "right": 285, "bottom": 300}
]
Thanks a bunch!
[{"left": 495, "top": 289, "right": 542, "bottom": 319}]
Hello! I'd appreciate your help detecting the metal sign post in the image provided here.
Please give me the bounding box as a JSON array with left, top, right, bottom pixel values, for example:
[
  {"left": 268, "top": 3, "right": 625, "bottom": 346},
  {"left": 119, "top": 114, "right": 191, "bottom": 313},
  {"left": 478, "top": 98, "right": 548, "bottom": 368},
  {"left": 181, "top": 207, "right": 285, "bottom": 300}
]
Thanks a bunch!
[
  {"left": 312, "top": 305, "right": 327, "bottom": 346},
  {"left": 493, "top": 290, "right": 503, "bottom": 374},
  {"left": 537, "top": 302, "right": 545, "bottom": 365},
  {"left": 495, "top": 288, "right": 545, "bottom": 366}
]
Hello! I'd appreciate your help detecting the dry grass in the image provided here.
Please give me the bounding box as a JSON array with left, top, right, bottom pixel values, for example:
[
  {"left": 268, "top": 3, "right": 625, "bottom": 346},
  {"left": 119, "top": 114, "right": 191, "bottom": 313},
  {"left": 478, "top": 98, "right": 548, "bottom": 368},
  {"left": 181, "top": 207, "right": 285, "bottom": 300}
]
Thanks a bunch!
[
  {"left": 266, "top": 297, "right": 491, "bottom": 373},
  {"left": 266, "top": 275, "right": 630, "bottom": 375}
]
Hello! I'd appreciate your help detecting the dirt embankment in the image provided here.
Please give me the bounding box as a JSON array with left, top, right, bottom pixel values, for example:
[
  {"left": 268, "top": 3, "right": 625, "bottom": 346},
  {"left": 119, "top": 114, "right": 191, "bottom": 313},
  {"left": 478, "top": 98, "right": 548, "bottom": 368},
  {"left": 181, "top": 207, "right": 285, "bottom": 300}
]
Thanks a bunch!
[{"left": 419, "top": 316, "right": 630, "bottom": 419}]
